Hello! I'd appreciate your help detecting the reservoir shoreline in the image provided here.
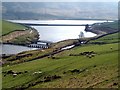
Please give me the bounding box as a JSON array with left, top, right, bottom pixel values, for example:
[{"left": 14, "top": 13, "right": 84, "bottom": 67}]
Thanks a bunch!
[{"left": 1, "top": 20, "right": 113, "bottom": 55}]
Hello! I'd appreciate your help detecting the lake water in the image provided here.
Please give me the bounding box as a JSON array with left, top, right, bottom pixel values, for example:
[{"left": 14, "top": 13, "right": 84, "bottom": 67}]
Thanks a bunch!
[
  {"left": 33, "top": 26, "right": 96, "bottom": 42},
  {"left": 0, "top": 44, "right": 38, "bottom": 54},
  {"left": 2, "top": 20, "right": 109, "bottom": 54},
  {"left": 9, "top": 20, "right": 111, "bottom": 42}
]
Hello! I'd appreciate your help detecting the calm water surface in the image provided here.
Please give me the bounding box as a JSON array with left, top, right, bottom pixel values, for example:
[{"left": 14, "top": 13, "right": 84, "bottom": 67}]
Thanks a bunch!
[
  {"left": 33, "top": 26, "right": 96, "bottom": 42},
  {"left": 0, "top": 44, "right": 37, "bottom": 54}
]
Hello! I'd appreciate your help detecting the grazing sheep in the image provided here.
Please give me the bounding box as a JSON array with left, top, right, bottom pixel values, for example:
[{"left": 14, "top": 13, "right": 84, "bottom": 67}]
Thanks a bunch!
[
  {"left": 91, "top": 54, "right": 96, "bottom": 57},
  {"left": 33, "top": 71, "right": 42, "bottom": 74},
  {"left": 13, "top": 73, "right": 17, "bottom": 77},
  {"left": 88, "top": 55, "right": 92, "bottom": 58},
  {"left": 110, "top": 47, "right": 113, "bottom": 50}
]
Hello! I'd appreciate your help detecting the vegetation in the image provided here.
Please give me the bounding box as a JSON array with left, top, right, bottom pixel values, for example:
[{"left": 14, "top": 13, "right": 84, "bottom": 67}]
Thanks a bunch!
[
  {"left": 93, "top": 21, "right": 119, "bottom": 30},
  {"left": 89, "top": 32, "right": 119, "bottom": 44},
  {"left": 1, "top": 20, "right": 39, "bottom": 45},
  {"left": 90, "top": 21, "right": 119, "bottom": 34},
  {"left": 8, "top": 29, "right": 39, "bottom": 45},
  {"left": 2, "top": 31, "right": 119, "bottom": 88},
  {"left": 2, "top": 20, "right": 27, "bottom": 35}
]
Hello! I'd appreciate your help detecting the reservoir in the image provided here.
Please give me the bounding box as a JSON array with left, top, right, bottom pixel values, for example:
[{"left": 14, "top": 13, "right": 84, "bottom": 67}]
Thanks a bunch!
[
  {"left": 0, "top": 44, "right": 38, "bottom": 55},
  {"left": 1, "top": 20, "right": 110, "bottom": 54}
]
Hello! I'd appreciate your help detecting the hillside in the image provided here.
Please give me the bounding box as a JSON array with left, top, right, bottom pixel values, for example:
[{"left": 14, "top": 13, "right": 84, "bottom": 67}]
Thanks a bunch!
[
  {"left": 85, "top": 21, "right": 119, "bottom": 35},
  {"left": 2, "top": 31, "right": 119, "bottom": 88},
  {"left": 1, "top": 20, "right": 39, "bottom": 45},
  {"left": 89, "top": 32, "right": 119, "bottom": 44},
  {"left": 92, "top": 21, "right": 119, "bottom": 30},
  {"left": 2, "top": 2, "right": 118, "bottom": 20},
  {"left": 2, "top": 20, "right": 27, "bottom": 35}
]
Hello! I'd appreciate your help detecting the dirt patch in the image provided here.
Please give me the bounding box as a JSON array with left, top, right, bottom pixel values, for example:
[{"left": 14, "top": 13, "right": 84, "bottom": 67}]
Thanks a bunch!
[{"left": 2, "top": 30, "right": 28, "bottom": 42}]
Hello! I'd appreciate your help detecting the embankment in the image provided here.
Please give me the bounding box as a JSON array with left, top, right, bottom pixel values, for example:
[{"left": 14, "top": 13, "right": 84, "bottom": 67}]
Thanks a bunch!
[
  {"left": 1, "top": 20, "right": 40, "bottom": 45},
  {"left": 0, "top": 28, "right": 39, "bottom": 45},
  {"left": 85, "top": 21, "right": 119, "bottom": 35}
]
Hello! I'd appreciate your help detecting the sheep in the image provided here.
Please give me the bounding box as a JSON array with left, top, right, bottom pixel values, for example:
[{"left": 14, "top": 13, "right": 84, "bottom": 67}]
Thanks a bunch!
[
  {"left": 13, "top": 73, "right": 17, "bottom": 77},
  {"left": 110, "top": 47, "right": 113, "bottom": 50},
  {"left": 33, "top": 71, "right": 42, "bottom": 75}
]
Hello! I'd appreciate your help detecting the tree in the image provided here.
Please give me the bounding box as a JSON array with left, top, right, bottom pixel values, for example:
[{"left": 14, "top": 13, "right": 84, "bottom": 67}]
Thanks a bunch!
[{"left": 79, "top": 31, "right": 84, "bottom": 38}]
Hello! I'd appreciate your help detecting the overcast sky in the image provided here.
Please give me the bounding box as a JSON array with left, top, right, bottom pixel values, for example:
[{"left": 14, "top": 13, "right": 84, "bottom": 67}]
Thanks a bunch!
[{"left": 2, "top": 0, "right": 120, "bottom": 2}]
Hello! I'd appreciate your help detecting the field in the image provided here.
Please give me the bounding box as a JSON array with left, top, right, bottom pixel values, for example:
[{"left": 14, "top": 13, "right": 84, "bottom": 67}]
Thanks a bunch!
[
  {"left": 2, "top": 32, "right": 119, "bottom": 88},
  {"left": 2, "top": 20, "right": 27, "bottom": 35},
  {"left": 97, "top": 21, "right": 118, "bottom": 29},
  {"left": 90, "top": 32, "right": 119, "bottom": 44}
]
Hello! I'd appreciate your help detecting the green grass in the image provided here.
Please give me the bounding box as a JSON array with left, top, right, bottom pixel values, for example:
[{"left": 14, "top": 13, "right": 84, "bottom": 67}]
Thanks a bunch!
[
  {"left": 1, "top": 20, "right": 39, "bottom": 45},
  {"left": 102, "top": 21, "right": 118, "bottom": 29},
  {"left": 2, "top": 20, "right": 27, "bottom": 35},
  {"left": 90, "top": 32, "right": 119, "bottom": 44},
  {"left": 94, "top": 21, "right": 119, "bottom": 30},
  {"left": 2, "top": 43, "right": 119, "bottom": 88},
  {"left": 92, "top": 21, "right": 119, "bottom": 34}
]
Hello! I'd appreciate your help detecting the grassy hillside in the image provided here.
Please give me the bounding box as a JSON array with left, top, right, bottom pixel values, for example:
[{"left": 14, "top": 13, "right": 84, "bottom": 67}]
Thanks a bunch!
[
  {"left": 90, "top": 21, "right": 119, "bottom": 34},
  {"left": 1, "top": 20, "right": 39, "bottom": 45},
  {"left": 2, "top": 20, "right": 27, "bottom": 35},
  {"left": 2, "top": 32, "right": 119, "bottom": 88},
  {"left": 95, "top": 21, "right": 118, "bottom": 30},
  {"left": 90, "top": 32, "right": 119, "bottom": 44},
  {"left": 2, "top": 43, "right": 118, "bottom": 88}
]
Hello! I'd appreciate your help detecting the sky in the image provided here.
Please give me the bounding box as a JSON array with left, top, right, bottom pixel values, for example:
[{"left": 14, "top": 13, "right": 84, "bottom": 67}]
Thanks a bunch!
[{"left": 2, "top": 0, "right": 120, "bottom": 2}]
